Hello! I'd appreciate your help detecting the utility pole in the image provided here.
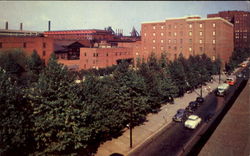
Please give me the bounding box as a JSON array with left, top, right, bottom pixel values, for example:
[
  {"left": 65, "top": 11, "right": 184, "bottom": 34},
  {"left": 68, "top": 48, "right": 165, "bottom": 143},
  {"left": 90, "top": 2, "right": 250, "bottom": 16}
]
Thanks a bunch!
[
  {"left": 130, "top": 102, "right": 133, "bottom": 148},
  {"left": 200, "top": 74, "right": 202, "bottom": 98},
  {"left": 219, "top": 65, "right": 221, "bottom": 84}
]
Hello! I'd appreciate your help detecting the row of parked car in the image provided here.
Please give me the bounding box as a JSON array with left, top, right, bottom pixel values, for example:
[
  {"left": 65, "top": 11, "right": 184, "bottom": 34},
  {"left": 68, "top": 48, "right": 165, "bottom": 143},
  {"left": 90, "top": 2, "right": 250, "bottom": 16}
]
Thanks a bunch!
[{"left": 172, "top": 97, "right": 204, "bottom": 129}]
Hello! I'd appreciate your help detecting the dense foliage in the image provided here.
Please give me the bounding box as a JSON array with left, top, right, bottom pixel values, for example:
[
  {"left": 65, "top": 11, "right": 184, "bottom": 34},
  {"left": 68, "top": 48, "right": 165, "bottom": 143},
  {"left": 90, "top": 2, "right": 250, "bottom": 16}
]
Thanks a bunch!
[
  {"left": 226, "top": 48, "right": 250, "bottom": 74},
  {"left": 2, "top": 48, "right": 248, "bottom": 155}
]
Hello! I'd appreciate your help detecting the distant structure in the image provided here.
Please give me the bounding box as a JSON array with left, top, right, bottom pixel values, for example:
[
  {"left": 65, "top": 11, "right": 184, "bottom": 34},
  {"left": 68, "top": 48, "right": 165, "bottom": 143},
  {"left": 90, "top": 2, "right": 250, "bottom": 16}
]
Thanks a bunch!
[
  {"left": 140, "top": 16, "right": 234, "bottom": 64},
  {"left": 207, "top": 10, "right": 250, "bottom": 49}
]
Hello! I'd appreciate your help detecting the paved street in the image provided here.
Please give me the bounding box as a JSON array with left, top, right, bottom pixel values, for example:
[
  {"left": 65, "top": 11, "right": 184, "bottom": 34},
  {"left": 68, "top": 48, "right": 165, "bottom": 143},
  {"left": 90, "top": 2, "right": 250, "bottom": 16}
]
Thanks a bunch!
[
  {"left": 198, "top": 80, "right": 250, "bottom": 156},
  {"left": 95, "top": 74, "right": 228, "bottom": 156}
]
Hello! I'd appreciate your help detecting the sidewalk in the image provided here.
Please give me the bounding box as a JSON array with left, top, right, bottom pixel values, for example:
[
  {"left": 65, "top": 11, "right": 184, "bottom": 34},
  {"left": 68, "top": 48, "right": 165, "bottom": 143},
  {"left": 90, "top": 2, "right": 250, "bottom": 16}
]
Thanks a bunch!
[{"left": 95, "top": 74, "right": 228, "bottom": 156}]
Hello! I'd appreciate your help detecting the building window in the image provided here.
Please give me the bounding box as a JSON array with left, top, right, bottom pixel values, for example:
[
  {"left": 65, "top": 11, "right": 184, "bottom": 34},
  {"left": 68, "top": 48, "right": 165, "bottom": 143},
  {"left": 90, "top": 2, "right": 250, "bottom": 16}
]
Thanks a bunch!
[
  {"left": 161, "top": 33, "right": 164, "bottom": 36},
  {"left": 212, "top": 56, "right": 216, "bottom": 61},
  {"left": 213, "top": 31, "right": 216, "bottom": 36},
  {"left": 180, "top": 39, "right": 183, "bottom": 44},
  {"left": 199, "top": 40, "right": 202, "bottom": 44},
  {"left": 153, "top": 26, "right": 156, "bottom": 29},
  {"left": 189, "top": 31, "right": 192, "bottom": 36},
  {"left": 189, "top": 24, "right": 192, "bottom": 28},
  {"left": 168, "top": 39, "right": 171, "bottom": 43},
  {"left": 84, "top": 64, "right": 86, "bottom": 69},
  {"left": 161, "top": 26, "right": 164, "bottom": 29},
  {"left": 174, "top": 25, "right": 177, "bottom": 29},
  {"left": 168, "top": 32, "right": 171, "bottom": 36},
  {"left": 153, "top": 46, "right": 156, "bottom": 49},
  {"left": 93, "top": 60, "right": 95, "bottom": 64},
  {"left": 84, "top": 52, "right": 87, "bottom": 56},
  {"left": 115, "top": 52, "right": 117, "bottom": 56},
  {"left": 168, "top": 46, "right": 171, "bottom": 49},
  {"left": 180, "top": 47, "right": 183, "bottom": 51},
  {"left": 93, "top": 53, "right": 95, "bottom": 57},
  {"left": 106, "top": 53, "right": 108, "bottom": 56},
  {"left": 213, "top": 23, "right": 216, "bottom": 27},
  {"left": 199, "top": 23, "right": 203, "bottom": 28},
  {"left": 168, "top": 25, "right": 171, "bottom": 29},
  {"left": 200, "top": 31, "right": 203, "bottom": 36},
  {"left": 153, "top": 40, "right": 156, "bottom": 43},
  {"left": 174, "top": 32, "right": 177, "bottom": 36},
  {"left": 161, "top": 40, "right": 164, "bottom": 43},
  {"left": 153, "top": 33, "right": 156, "bottom": 36},
  {"left": 86, "top": 59, "right": 88, "bottom": 63},
  {"left": 43, "top": 42, "right": 46, "bottom": 48},
  {"left": 189, "top": 47, "right": 192, "bottom": 52},
  {"left": 174, "top": 39, "right": 177, "bottom": 44},
  {"left": 23, "top": 42, "right": 26, "bottom": 48},
  {"left": 180, "top": 31, "right": 183, "bottom": 36},
  {"left": 96, "top": 53, "right": 99, "bottom": 57},
  {"left": 161, "top": 47, "right": 164, "bottom": 50},
  {"left": 213, "top": 40, "right": 216, "bottom": 44},
  {"left": 43, "top": 51, "right": 46, "bottom": 56},
  {"left": 174, "top": 46, "right": 177, "bottom": 50},
  {"left": 0, "top": 42, "right": 2, "bottom": 48},
  {"left": 200, "top": 47, "right": 203, "bottom": 52},
  {"left": 189, "top": 39, "right": 192, "bottom": 43}
]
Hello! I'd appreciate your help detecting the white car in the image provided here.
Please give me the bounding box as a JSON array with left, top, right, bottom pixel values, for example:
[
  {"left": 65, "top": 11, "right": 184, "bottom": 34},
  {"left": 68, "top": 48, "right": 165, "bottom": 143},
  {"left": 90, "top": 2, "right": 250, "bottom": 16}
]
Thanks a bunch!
[{"left": 184, "top": 115, "right": 202, "bottom": 129}]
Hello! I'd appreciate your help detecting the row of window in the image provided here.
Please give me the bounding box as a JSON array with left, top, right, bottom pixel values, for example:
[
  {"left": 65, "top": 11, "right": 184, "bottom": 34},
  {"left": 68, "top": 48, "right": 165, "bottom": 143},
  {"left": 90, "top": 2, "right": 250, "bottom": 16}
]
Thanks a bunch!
[
  {"left": 146, "top": 31, "right": 216, "bottom": 37},
  {"left": 84, "top": 52, "right": 129, "bottom": 57},
  {"left": 152, "top": 39, "right": 216, "bottom": 44},
  {"left": 151, "top": 46, "right": 216, "bottom": 51},
  {"left": 151, "top": 23, "right": 216, "bottom": 30}
]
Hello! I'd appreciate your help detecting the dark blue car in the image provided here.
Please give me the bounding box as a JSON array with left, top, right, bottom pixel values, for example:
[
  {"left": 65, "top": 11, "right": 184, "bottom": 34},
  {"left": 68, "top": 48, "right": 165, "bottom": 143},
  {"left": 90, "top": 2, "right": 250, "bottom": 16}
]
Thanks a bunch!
[{"left": 173, "top": 109, "right": 187, "bottom": 122}]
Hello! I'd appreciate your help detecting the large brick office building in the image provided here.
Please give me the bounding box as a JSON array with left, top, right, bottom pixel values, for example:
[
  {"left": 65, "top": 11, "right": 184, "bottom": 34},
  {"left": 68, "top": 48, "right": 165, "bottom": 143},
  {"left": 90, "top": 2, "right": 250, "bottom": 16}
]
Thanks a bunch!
[
  {"left": 140, "top": 16, "right": 234, "bottom": 63},
  {"left": 207, "top": 11, "right": 250, "bottom": 49}
]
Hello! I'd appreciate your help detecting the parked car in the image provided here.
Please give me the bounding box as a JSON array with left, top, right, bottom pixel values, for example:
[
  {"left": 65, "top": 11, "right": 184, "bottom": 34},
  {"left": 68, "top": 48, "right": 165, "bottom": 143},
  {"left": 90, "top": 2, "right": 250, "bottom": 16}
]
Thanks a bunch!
[
  {"left": 196, "top": 97, "right": 204, "bottom": 105},
  {"left": 172, "top": 109, "right": 187, "bottom": 122},
  {"left": 226, "top": 75, "right": 236, "bottom": 86},
  {"left": 186, "top": 101, "right": 199, "bottom": 113},
  {"left": 184, "top": 115, "right": 202, "bottom": 129}
]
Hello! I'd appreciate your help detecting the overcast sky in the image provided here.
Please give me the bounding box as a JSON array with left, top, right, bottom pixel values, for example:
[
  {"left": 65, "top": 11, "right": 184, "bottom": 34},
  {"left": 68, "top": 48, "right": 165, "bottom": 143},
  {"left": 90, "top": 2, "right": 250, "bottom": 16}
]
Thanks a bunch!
[{"left": 0, "top": 1, "right": 249, "bottom": 35}]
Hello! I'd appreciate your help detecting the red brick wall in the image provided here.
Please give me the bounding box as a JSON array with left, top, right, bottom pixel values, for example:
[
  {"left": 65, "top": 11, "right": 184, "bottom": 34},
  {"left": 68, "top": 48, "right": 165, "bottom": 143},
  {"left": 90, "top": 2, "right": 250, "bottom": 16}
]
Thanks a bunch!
[
  {"left": 208, "top": 11, "right": 250, "bottom": 49},
  {"left": 79, "top": 47, "right": 133, "bottom": 70},
  {"left": 141, "top": 16, "right": 234, "bottom": 63},
  {"left": 0, "top": 36, "right": 54, "bottom": 63}
]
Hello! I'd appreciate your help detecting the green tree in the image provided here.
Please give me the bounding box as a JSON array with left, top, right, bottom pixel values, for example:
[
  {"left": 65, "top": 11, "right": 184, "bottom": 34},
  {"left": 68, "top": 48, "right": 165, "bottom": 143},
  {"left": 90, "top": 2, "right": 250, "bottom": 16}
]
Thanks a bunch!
[
  {"left": 0, "top": 68, "right": 30, "bottom": 155},
  {"left": 26, "top": 50, "right": 45, "bottom": 83},
  {"left": 28, "top": 53, "right": 88, "bottom": 155}
]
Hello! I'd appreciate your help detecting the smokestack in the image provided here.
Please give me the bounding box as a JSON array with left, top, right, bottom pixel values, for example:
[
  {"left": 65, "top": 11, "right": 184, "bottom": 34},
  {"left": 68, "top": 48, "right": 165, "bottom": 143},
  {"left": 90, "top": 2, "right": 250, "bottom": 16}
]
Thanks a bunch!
[
  {"left": 5, "top": 21, "right": 8, "bottom": 30},
  {"left": 20, "top": 23, "right": 23, "bottom": 31},
  {"left": 48, "top": 20, "right": 51, "bottom": 31}
]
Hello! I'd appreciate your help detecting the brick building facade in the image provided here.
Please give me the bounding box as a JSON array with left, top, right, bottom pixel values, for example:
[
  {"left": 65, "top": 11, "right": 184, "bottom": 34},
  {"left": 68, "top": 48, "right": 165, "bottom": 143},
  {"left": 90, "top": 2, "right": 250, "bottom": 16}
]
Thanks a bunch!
[
  {"left": 207, "top": 11, "right": 250, "bottom": 49},
  {"left": 0, "top": 36, "right": 54, "bottom": 63},
  {"left": 140, "top": 16, "right": 234, "bottom": 63}
]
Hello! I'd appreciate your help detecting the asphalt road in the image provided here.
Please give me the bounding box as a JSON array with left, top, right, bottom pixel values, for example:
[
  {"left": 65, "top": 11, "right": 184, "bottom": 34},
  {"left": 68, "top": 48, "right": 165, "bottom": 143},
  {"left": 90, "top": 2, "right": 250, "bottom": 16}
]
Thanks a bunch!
[
  {"left": 129, "top": 66, "right": 249, "bottom": 156},
  {"left": 198, "top": 79, "right": 250, "bottom": 156}
]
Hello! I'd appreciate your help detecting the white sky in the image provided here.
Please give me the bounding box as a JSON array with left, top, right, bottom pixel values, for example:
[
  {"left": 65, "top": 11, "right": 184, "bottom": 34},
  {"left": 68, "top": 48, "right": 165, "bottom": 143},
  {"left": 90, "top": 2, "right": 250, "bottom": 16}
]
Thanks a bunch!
[{"left": 0, "top": 1, "right": 249, "bottom": 35}]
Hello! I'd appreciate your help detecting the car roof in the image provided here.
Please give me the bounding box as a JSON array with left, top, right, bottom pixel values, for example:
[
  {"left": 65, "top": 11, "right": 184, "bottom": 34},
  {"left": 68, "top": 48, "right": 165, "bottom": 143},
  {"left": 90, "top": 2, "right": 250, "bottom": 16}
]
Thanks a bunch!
[{"left": 188, "top": 115, "right": 198, "bottom": 120}]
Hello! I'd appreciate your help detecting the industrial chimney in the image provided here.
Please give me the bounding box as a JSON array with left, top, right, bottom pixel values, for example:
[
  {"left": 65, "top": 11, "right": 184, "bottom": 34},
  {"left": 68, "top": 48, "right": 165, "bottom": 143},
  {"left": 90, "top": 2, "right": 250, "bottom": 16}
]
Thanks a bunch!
[
  {"left": 20, "top": 23, "right": 23, "bottom": 31},
  {"left": 5, "top": 21, "right": 8, "bottom": 30},
  {"left": 48, "top": 20, "right": 51, "bottom": 31}
]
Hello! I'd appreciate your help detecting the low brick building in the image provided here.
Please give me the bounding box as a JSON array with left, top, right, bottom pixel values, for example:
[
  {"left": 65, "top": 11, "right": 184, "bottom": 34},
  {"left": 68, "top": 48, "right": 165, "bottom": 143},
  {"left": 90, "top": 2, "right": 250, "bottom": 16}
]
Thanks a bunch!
[
  {"left": 140, "top": 16, "right": 234, "bottom": 64},
  {"left": 0, "top": 36, "right": 54, "bottom": 63}
]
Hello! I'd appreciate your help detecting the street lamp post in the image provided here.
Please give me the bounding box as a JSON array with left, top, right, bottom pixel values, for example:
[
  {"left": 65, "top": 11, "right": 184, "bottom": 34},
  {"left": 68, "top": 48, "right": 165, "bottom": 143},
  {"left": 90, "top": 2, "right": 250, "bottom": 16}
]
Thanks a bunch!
[
  {"left": 200, "top": 74, "right": 202, "bottom": 98},
  {"left": 130, "top": 102, "right": 134, "bottom": 148}
]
